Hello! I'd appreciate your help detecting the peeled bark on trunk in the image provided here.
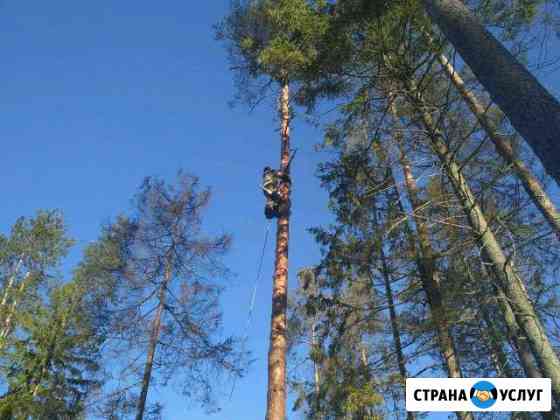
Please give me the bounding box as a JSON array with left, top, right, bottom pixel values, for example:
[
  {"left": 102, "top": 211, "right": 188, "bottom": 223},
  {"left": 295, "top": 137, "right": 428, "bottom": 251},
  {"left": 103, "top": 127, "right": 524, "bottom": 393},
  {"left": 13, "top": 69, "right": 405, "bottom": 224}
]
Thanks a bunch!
[
  {"left": 405, "top": 82, "right": 560, "bottom": 400},
  {"left": 266, "top": 80, "right": 291, "bottom": 420},
  {"left": 434, "top": 50, "right": 560, "bottom": 238},
  {"left": 421, "top": 0, "right": 560, "bottom": 185},
  {"left": 136, "top": 269, "right": 170, "bottom": 420}
]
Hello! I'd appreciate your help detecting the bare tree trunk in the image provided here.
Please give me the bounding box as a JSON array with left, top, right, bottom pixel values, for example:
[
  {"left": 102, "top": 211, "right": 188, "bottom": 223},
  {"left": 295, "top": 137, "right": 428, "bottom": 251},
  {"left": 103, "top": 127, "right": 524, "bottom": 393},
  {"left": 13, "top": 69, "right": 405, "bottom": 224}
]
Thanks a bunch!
[
  {"left": 266, "top": 80, "right": 291, "bottom": 420},
  {"left": 421, "top": 0, "right": 560, "bottom": 184},
  {"left": 405, "top": 82, "right": 560, "bottom": 400},
  {"left": 433, "top": 49, "right": 560, "bottom": 238},
  {"left": 136, "top": 268, "right": 170, "bottom": 420}
]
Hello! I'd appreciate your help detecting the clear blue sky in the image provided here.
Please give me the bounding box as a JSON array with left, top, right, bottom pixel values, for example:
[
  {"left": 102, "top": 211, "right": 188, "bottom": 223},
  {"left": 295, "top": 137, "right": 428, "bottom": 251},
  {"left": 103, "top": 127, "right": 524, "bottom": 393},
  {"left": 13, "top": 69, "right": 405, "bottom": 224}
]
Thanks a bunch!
[{"left": 1, "top": 2, "right": 558, "bottom": 420}]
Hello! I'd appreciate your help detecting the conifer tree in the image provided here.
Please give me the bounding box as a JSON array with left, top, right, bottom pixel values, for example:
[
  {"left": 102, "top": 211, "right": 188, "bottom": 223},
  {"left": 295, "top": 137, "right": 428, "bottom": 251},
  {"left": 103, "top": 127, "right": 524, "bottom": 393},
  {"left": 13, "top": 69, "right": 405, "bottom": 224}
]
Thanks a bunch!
[
  {"left": 217, "top": 2, "right": 328, "bottom": 417},
  {"left": 95, "top": 174, "right": 241, "bottom": 420}
]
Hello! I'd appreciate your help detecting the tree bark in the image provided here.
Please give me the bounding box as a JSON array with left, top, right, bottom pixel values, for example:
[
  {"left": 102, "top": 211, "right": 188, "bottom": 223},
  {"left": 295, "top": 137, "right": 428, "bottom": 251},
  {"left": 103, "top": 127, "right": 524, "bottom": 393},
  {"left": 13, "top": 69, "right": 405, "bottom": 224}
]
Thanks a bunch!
[
  {"left": 136, "top": 268, "right": 170, "bottom": 420},
  {"left": 405, "top": 82, "right": 560, "bottom": 400},
  {"left": 434, "top": 50, "right": 560, "bottom": 239},
  {"left": 421, "top": 0, "right": 560, "bottom": 185},
  {"left": 266, "top": 80, "right": 291, "bottom": 420}
]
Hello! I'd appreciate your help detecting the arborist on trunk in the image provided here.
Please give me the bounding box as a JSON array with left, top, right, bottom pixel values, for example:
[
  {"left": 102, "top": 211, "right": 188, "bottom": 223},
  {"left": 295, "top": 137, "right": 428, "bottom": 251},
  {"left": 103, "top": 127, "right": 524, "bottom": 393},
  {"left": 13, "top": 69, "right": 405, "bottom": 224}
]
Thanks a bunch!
[{"left": 262, "top": 166, "right": 291, "bottom": 219}]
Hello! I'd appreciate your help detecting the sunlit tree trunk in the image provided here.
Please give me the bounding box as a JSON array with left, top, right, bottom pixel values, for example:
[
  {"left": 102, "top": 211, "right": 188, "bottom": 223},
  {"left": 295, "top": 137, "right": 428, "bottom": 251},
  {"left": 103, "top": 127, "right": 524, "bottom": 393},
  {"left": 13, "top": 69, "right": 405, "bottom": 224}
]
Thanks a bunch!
[
  {"left": 266, "top": 80, "right": 291, "bottom": 420},
  {"left": 421, "top": 0, "right": 560, "bottom": 184}
]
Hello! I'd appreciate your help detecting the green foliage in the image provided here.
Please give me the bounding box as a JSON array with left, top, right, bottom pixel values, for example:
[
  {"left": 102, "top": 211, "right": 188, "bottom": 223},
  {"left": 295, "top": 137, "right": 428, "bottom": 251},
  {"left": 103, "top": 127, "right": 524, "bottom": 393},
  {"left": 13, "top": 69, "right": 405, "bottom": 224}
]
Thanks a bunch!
[
  {"left": 0, "top": 278, "right": 103, "bottom": 419},
  {"left": 343, "top": 382, "right": 384, "bottom": 418},
  {"left": 217, "top": 0, "right": 330, "bottom": 89}
]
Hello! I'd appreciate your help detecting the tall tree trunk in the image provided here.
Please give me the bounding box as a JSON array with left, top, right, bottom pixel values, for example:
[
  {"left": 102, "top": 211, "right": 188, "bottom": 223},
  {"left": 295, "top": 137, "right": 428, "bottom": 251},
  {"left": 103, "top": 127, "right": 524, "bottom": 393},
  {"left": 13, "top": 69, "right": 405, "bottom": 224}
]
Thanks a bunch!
[
  {"left": 398, "top": 150, "right": 474, "bottom": 420},
  {"left": 373, "top": 138, "right": 468, "bottom": 419},
  {"left": 266, "top": 80, "right": 291, "bottom": 420},
  {"left": 433, "top": 49, "right": 560, "bottom": 238},
  {"left": 136, "top": 268, "right": 170, "bottom": 420},
  {"left": 392, "top": 138, "right": 464, "bottom": 379},
  {"left": 377, "top": 252, "right": 415, "bottom": 420},
  {"left": 420, "top": 0, "right": 560, "bottom": 185},
  {"left": 404, "top": 81, "right": 560, "bottom": 400}
]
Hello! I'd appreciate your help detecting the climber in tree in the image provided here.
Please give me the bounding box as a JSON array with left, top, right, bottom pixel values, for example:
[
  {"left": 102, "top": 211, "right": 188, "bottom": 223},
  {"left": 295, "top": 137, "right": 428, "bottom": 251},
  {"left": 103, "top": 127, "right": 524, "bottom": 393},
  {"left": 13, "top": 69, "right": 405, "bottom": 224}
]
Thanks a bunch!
[
  {"left": 262, "top": 166, "right": 278, "bottom": 219},
  {"left": 262, "top": 167, "right": 291, "bottom": 219}
]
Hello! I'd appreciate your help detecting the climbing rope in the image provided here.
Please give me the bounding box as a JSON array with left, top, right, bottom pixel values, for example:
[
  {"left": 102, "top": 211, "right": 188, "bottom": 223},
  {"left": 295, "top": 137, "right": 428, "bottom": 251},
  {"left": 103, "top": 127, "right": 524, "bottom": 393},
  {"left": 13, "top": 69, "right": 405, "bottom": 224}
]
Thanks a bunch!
[{"left": 228, "top": 219, "right": 272, "bottom": 401}]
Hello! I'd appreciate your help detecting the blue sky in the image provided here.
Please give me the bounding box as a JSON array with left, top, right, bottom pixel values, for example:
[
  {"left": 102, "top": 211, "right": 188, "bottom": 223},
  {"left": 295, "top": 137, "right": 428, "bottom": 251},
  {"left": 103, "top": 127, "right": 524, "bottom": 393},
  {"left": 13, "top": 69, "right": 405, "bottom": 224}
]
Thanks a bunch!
[{"left": 1, "top": 1, "right": 558, "bottom": 419}]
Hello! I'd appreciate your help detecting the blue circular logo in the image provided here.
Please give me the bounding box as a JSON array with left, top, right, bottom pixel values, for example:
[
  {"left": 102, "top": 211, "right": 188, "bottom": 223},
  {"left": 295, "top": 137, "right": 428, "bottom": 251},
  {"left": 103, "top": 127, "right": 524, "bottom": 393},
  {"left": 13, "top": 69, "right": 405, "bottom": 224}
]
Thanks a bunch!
[{"left": 470, "top": 381, "right": 498, "bottom": 409}]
